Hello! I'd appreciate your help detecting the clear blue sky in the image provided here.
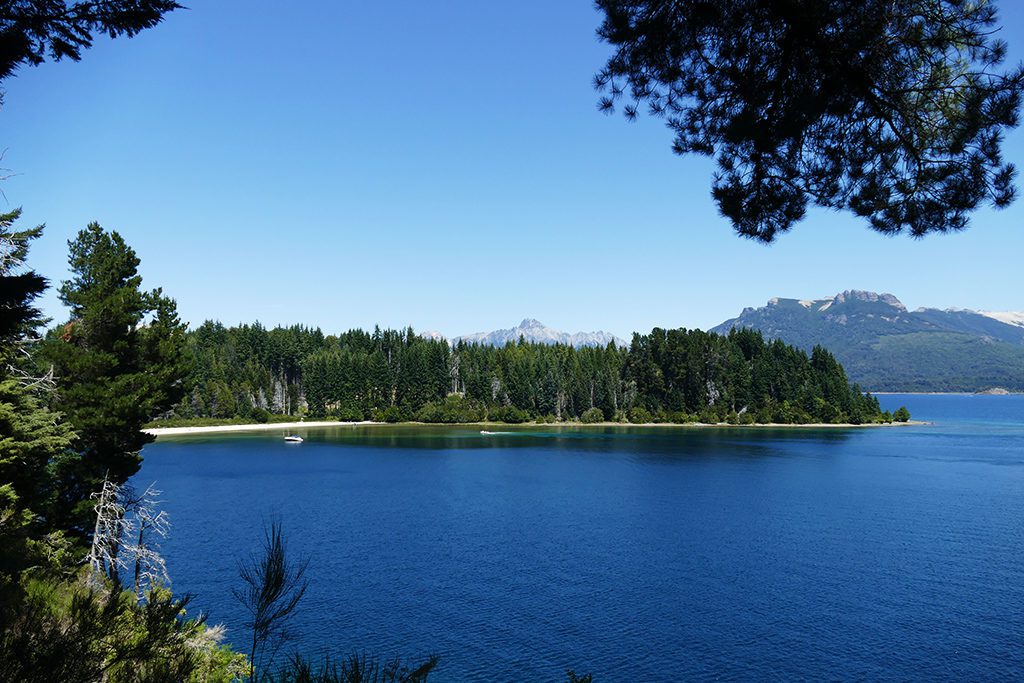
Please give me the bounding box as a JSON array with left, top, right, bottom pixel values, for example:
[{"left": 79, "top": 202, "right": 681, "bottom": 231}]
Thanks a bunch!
[{"left": 4, "top": 0, "right": 1023, "bottom": 339}]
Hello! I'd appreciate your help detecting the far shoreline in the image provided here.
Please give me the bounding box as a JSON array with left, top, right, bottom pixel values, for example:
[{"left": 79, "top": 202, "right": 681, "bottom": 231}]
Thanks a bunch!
[
  {"left": 872, "top": 391, "right": 1021, "bottom": 395},
  {"left": 145, "top": 419, "right": 924, "bottom": 437}
]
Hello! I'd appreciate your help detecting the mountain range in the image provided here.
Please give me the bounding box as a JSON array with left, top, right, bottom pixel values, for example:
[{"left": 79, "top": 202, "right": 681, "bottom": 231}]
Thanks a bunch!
[
  {"left": 422, "top": 319, "right": 625, "bottom": 349},
  {"left": 710, "top": 290, "right": 1024, "bottom": 392}
]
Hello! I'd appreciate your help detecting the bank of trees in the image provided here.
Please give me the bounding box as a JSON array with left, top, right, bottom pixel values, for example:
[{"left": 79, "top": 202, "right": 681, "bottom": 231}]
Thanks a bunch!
[{"left": 170, "top": 323, "right": 892, "bottom": 425}]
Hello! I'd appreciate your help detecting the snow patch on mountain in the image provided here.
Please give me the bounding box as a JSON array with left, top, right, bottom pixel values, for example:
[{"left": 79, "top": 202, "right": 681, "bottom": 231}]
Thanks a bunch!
[{"left": 980, "top": 311, "right": 1024, "bottom": 328}]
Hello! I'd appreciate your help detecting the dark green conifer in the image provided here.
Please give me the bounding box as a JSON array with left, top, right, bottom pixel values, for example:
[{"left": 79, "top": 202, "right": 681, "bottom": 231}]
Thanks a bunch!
[{"left": 39, "top": 224, "right": 189, "bottom": 528}]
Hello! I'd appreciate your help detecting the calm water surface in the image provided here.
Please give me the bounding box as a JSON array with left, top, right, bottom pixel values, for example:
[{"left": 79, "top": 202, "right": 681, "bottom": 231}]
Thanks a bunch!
[{"left": 138, "top": 395, "right": 1024, "bottom": 681}]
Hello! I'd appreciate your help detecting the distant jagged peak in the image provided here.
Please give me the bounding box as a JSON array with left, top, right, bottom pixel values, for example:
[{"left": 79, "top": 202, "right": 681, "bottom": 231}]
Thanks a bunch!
[
  {"left": 708, "top": 290, "right": 1024, "bottom": 392},
  {"left": 762, "top": 291, "right": 906, "bottom": 313},
  {"left": 766, "top": 296, "right": 829, "bottom": 308},
  {"left": 914, "top": 306, "right": 967, "bottom": 313},
  {"left": 455, "top": 319, "right": 626, "bottom": 348},
  {"left": 832, "top": 290, "right": 906, "bottom": 310},
  {"left": 714, "top": 291, "right": 1024, "bottom": 346}
]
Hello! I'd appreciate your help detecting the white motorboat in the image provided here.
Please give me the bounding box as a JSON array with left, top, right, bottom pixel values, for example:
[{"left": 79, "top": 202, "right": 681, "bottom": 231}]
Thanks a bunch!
[{"left": 284, "top": 435, "right": 304, "bottom": 443}]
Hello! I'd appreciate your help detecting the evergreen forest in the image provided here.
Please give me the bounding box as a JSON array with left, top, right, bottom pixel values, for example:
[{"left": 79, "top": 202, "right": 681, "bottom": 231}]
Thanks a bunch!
[{"left": 169, "top": 322, "right": 895, "bottom": 426}]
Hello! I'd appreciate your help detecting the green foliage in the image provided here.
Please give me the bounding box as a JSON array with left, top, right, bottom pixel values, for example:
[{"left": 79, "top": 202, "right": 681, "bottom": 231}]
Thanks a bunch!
[
  {"left": 595, "top": 0, "right": 1023, "bottom": 241},
  {"left": 0, "top": 575, "right": 241, "bottom": 683},
  {"left": 627, "top": 406, "right": 653, "bottom": 424},
  {"left": 488, "top": 405, "right": 531, "bottom": 424},
  {"left": 378, "top": 406, "right": 405, "bottom": 423},
  {"left": 0, "top": 209, "right": 48, "bottom": 342},
  {"left": 336, "top": 406, "right": 366, "bottom": 422},
  {"left": 0, "top": 212, "right": 77, "bottom": 614},
  {"left": 580, "top": 407, "right": 605, "bottom": 424},
  {"left": 142, "top": 414, "right": 311, "bottom": 429},
  {"left": 863, "top": 333, "right": 1024, "bottom": 392},
  {"left": 0, "top": 373, "right": 75, "bottom": 596},
  {"left": 415, "top": 395, "right": 486, "bottom": 423},
  {"left": 0, "top": 1, "right": 181, "bottom": 83},
  {"left": 893, "top": 406, "right": 911, "bottom": 422},
  {"left": 249, "top": 407, "right": 271, "bottom": 424},
  {"left": 698, "top": 406, "right": 722, "bottom": 424},
  {"left": 38, "top": 224, "right": 190, "bottom": 531}
]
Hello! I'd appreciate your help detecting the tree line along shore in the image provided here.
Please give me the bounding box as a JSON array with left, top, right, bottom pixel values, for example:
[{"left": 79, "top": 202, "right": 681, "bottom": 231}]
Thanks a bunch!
[{"left": 163, "top": 322, "right": 908, "bottom": 428}]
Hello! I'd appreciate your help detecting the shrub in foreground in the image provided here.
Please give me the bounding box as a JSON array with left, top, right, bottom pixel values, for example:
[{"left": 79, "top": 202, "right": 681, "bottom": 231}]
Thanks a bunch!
[{"left": 273, "top": 653, "right": 439, "bottom": 683}]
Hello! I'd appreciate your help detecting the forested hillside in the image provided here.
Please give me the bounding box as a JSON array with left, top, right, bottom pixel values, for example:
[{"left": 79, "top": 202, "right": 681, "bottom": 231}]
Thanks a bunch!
[{"left": 168, "top": 322, "right": 894, "bottom": 425}]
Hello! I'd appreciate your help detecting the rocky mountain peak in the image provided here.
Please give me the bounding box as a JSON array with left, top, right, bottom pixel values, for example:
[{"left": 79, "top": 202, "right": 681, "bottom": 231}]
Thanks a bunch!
[
  {"left": 709, "top": 290, "right": 1024, "bottom": 392},
  {"left": 455, "top": 320, "right": 626, "bottom": 348},
  {"left": 833, "top": 290, "right": 906, "bottom": 310}
]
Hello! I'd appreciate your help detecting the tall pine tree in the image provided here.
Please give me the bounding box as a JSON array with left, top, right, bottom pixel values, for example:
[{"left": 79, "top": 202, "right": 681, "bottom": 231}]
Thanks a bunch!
[
  {"left": 40, "top": 223, "right": 189, "bottom": 528},
  {"left": 0, "top": 210, "right": 75, "bottom": 611}
]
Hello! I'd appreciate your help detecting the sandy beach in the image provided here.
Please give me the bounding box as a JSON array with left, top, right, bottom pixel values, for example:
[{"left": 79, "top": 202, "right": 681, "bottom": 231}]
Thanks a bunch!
[
  {"left": 144, "top": 420, "right": 374, "bottom": 436},
  {"left": 145, "top": 419, "right": 923, "bottom": 436}
]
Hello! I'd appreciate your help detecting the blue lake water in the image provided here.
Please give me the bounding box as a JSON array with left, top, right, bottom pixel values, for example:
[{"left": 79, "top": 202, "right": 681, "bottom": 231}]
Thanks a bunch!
[{"left": 138, "top": 395, "right": 1024, "bottom": 680}]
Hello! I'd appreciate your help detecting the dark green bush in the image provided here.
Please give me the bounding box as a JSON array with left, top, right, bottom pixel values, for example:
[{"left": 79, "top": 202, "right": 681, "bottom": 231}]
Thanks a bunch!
[
  {"left": 378, "top": 406, "right": 404, "bottom": 423},
  {"left": 488, "top": 405, "right": 531, "bottom": 423},
  {"left": 698, "top": 407, "right": 722, "bottom": 424},
  {"left": 627, "top": 406, "right": 653, "bottom": 424},
  {"left": 415, "top": 395, "right": 486, "bottom": 423},
  {"left": 336, "top": 406, "right": 365, "bottom": 422}
]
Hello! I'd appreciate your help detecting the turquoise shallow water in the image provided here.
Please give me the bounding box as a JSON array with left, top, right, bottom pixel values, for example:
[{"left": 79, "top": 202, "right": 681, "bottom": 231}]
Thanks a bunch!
[{"left": 138, "top": 395, "right": 1024, "bottom": 681}]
